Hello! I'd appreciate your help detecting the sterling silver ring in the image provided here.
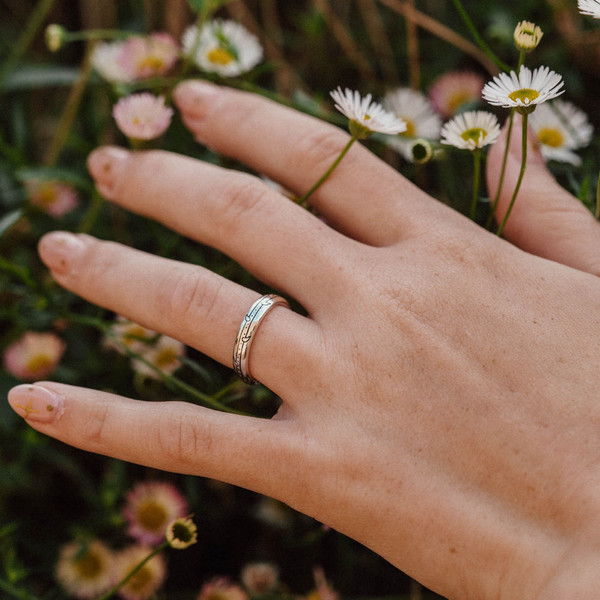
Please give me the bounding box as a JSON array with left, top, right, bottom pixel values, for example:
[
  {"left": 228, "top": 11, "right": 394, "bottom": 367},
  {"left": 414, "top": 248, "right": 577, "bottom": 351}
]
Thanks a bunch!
[{"left": 233, "top": 294, "right": 290, "bottom": 385}]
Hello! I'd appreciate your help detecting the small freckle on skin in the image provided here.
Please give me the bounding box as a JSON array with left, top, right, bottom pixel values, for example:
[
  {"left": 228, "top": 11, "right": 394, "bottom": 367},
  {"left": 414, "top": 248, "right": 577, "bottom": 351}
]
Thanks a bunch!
[{"left": 450, "top": 548, "right": 457, "bottom": 554}]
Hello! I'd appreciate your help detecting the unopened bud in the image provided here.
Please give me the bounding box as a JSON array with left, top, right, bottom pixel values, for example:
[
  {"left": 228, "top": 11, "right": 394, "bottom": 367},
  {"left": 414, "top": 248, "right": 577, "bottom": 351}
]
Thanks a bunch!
[
  {"left": 513, "top": 21, "right": 543, "bottom": 53},
  {"left": 45, "top": 24, "right": 67, "bottom": 52}
]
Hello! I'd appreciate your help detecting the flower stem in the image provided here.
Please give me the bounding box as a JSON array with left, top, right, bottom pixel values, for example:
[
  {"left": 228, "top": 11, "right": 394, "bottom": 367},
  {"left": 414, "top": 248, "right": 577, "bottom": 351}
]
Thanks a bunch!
[
  {"left": 595, "top": 170, "right": 600, "bottom": 220},
  {"left": 96, "top": 542, "right": 168, "bottom": 600},
  {"left": 77, "top": 188, "right": 104, "bottom": 234},
  {"left": 449, "top": 0, "right": 511, "bottom": 72},
  {"left": 486, "top": 108, "right": 515, "bottom": 230},
  {"left": 517, "top": 50, "right": 526, "bottom": 70},
  {"left": 66, "top": 29, "right": 136, "bottom": 42},
  {"left": 497, "top": 112, "right": 528, "bottom": 237},
  {"left": 469, "top": 149, "right": 481, "bottom": 221},
  {"left": 0, "top": 0, "right": 58, "bottom": 90},
  {"left": 297, "top": 135, "right": 358, "bottom": 206}
]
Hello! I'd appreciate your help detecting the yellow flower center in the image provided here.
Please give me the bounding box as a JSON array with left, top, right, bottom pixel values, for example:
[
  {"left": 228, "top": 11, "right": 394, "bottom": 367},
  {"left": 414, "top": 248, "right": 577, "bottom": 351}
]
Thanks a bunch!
[
  {"left": 537, "top": 127, "right": 564, "bottom": 148},
  {"left": 25, "top": 353, "right": 53, "bottom": 374},
  {"left": 447, "top": 90, "right": 472, "bottom": 114},
  {"left": 508, "top": 88, "right": 540, "bottom": 105},
  {"left": 207, "top": 47, "right": 235, "bottom": 65},
  {"left": 74, "top": 551, "right": 103, "bottom": 580},
  {"left": 124, "top": 325, "right": 149, "bottom": 345},
  {"left": 461, "top": 127, "right": 486, "bottom": 144},
  {"left": 399, "top": 119, "right": 416, "bottom": 138},
  {"left": 136, "top": 500, "right": 168, "bottom": 531},
  {"left": 137, "top": 56, "right": 165, "bottom": 74},
  {"left": 125, "top": 564, "right": 154, "bottom": 593},
  {"left": 37, "top": 186, "right": 58, "bottom": 206},
  {"left": 154, "top": 347, "right": 179, "bottom": 369}
]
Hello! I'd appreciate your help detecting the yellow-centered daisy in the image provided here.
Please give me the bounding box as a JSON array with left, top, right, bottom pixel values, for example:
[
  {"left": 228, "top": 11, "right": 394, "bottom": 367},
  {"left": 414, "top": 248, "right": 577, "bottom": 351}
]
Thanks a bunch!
[
  {"left": 578, "top": 0, "right": 600, "bottom": 18},
  {"left": 440, "top": 111, "right": 501, "bottom": 151}
]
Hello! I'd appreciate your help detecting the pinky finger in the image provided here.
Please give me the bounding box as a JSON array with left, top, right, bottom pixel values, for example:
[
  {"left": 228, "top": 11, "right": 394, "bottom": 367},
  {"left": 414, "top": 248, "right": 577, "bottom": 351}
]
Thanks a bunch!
[{"left": 7, "top": 381, "right": 297, "bottom": 496}]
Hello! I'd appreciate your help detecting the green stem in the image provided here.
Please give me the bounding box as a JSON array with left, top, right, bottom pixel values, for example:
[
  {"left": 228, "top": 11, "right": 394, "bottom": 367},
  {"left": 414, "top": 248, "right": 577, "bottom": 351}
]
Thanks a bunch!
[
  {"left": 77, "top": 188, "right": 104, "bottom": 234},
  {"left": 497, "top": 112, "right": 528, "bottom": 237},
  {"left": 297, "top": 135, "right": 358, "bottom": 206},
  {"left": 486, "top": 108, "right": 515, "bottom": 230},
  {"left": 469, "top": 149, "right": 481, "bottom": 221},
  {"left": 0, "top": 0, "right": 58, "bottom": 91},
  {"left": 595, "top": 170, "right": 600, "bottom": 220},
  {"left": 96, "top": 542, "right": 168, "bottom": 600},
  {"left": 66, "top": 29, "right": 137, "bottom": 42},
  {"left": 517, "top": 50, "right": 526, "bottom": 70},
  {"left": 0, "top": 579, "right": 42, "bottom": 600},
  {"left": 449, "top": 0, "right": 511, "bottom": 72}
]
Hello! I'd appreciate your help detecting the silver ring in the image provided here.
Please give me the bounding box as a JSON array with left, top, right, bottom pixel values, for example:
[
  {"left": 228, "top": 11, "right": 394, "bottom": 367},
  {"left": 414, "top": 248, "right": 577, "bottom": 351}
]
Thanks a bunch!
[{"left": 233, "top": 294, "right": 290, "bottom": 384}]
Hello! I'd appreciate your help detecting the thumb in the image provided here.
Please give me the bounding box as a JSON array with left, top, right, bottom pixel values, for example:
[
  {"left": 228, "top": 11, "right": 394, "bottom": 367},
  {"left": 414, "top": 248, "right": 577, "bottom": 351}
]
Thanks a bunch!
[{"left": 486, "top": 112, "right": 600, "bottom": 276}]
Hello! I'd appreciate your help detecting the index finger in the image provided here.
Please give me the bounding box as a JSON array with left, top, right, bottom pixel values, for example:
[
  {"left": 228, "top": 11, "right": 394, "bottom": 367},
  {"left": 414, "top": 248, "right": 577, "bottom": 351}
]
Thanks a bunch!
[{"left": 173, "top": 81, "right": 451, "bottom": 247}]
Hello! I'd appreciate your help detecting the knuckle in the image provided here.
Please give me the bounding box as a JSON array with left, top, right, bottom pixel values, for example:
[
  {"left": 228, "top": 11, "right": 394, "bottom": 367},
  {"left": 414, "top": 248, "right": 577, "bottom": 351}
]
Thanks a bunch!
[
  {"left": 76, "top": 240, "right": 121, "bottom": 286},
  {"left": 81, "top": 400, "right": 110, "bottom": 445},
  {"left": 217, "top": 175, "right": 272, "bottom": 234},
  {"left": 157, "top": 409, "right": 213, "bottom": 468},
  {"left": 294, "top": 126, "right": 353, "bottom": 179},
  {"left": 119, "top": 150, "right": 171, "bottom": 199},
  {"left": 157, "top": 268, "right": 223, "bottom": 333}
]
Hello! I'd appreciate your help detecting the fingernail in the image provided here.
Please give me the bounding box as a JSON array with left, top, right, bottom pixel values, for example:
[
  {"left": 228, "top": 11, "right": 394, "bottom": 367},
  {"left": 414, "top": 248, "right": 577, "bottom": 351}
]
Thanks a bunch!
[
  {"left": 38, "top": 231, "right": 86, "bottom": 275},
  {"left": 87, "top": 146, "right": 129, "bottom": 199},
  {"left": 8, "top": 384, "right": 65, "bottom": 423},
  {"left": 173, "top": 80, "right": 220, "bottom": 116}
]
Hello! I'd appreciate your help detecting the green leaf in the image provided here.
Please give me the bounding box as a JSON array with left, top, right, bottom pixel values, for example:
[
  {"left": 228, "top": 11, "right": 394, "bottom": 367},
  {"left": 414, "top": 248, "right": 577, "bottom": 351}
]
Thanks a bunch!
[
  {"left": 187, "top": 0, "right": 237, "bottom": 14},
  {"left": 2, "top": 64, "right": 80, "bottom": 91},
  {"left": 0, "top": 209, "right": 22, "bottom": 239}
]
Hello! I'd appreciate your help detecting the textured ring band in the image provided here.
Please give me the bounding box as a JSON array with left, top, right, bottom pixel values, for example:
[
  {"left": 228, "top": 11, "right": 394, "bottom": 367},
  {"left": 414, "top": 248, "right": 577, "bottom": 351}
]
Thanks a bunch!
[{"left": 233, "top": 294, "right": 290, "bottom": 385}]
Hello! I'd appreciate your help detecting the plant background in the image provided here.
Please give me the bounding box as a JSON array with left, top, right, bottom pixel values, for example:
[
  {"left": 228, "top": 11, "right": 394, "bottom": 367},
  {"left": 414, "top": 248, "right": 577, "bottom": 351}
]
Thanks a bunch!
[{"left": 1, "top": 1, "right": 600, "bottom": 599}]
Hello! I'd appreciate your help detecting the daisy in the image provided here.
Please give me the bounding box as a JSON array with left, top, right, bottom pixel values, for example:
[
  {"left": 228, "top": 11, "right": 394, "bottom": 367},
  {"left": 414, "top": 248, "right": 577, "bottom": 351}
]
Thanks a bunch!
[
  {"left": 103, "top": 316, "right": 157, "bottom": 356},
  {"left": 92, "top": 41, "right": 132, "bottom": 84},
  {"left": 482, "top": 65, "right": 564, "bottom": 114},
  {"left": 383, "top": 87, "right": 441, "bottom": 160},
  {"left": 55, "top": 540, "right": 115, "bottom": 599},
  {"left": 182, "top": 20, "right": 263, "bottom": 77},
  {"left": 166, "top": 517, "right": 198, "bottom": 549},
  {"left": 330, "top": 87, "right": 407, "bottom": 138},
  {"left": 131, "top": 334, "right": 185, "bottom": 379},
  {"left": 578, "top": 0, "right": 600, "bottom": 18},
  {"left": 123, "top": 481, "right": 189, "bottom": 545},
  {"left": 241, "top": 562, "right": 279, "bottom": 595},
  {"left": 513, "top": 21, "right": 543, "bottom": 52},
  {"left": 197, "top": 577, "right": 249, "bottom": 600},
  {"left": 440, "top": 111, "right": 501, "bottom": 151},
  {"left": 428, "top": 71, "right": 485, "bottom": 118},
  {"left": 3, "top": 331, "right": 65, "bottom": 381},
  {"left": 112, "top": 93, "right": 173, "bottom": 140},
  {"left": 529, "top": 99, "right": 593, "bottom": 166},
  {"left": 25, "top": 179, "right": 79, "bottom": 217},
  {"left": 120, "top": 33, "right": 179, "bottom": 80},
  {"left": 114, "top": 546, "right": 166, "bottom": 600}
]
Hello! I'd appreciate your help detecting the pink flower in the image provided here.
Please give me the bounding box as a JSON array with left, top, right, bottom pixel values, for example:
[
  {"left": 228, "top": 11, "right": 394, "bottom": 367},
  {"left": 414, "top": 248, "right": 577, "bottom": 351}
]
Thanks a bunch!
[
  {"left": 198, "top": 578, "right": 249, "bottom": 600},
  {"left": 25, "top": 180, "right": 79, "bottom": 217},
  {"left": 241, "top": 563, "right": 279, "bottom": 595},
  {"left": 112, "top": 93, "right": 173, "bottom": 140},
  {"left": 305, "top": 568, "right": 338, "bottom": 600},
  {"left": 3, "top": 332, "right": 65, "bottom": 381},
  {"left": 123, "top": 481, "right": 188, "bottom": 545},
  {"left": 428, "top": 71, "right": 485, "bottom": 118},
  {"left": 114, "top": 546, "right": 166, "bottom": 600},
  {"left": 119, "top": 33, "right": 179, "bottom": 80}
]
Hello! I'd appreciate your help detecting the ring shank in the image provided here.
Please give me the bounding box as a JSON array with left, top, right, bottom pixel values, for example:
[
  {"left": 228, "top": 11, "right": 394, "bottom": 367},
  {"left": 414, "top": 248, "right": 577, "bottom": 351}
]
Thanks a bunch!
[{"left": 233, "top": 294, "right": 290, "bottom": 384}]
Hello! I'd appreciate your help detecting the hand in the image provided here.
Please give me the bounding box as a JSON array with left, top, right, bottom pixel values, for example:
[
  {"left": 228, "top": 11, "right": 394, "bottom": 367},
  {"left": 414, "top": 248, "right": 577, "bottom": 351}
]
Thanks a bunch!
[{"left": 8, "top": 81, "right": 600, "bottom": 600}]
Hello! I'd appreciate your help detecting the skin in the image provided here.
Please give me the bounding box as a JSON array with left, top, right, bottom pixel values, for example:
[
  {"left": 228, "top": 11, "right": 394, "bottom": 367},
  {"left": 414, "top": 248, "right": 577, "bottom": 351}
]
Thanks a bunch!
[{"left": 8, "top": 81, "right": 600, "bottom": 599}]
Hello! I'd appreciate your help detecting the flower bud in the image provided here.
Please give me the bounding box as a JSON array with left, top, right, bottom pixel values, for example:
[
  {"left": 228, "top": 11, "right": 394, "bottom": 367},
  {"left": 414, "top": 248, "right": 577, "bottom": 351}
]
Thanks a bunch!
[
  {"left": 166, "top": 516, "right": 197, "bottom": 549},
  {"left": 410, "top": 138, "right": 434, "bottom": 164},
  {"left": 45, "top": 24, "right": 67, "bottom": 53},
  {"left": 513, "top": 21, "right": 543, "bottom": 53}
]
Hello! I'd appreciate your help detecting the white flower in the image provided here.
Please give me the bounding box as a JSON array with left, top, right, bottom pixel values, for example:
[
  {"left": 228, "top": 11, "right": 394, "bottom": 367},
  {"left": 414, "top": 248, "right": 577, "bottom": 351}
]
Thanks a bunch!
[
  {"left": 513, "top": 21, "right": 543, "bottom": 52},
  {"left": 440, "top": 110, "right": 501, "bottom": 151},
  {"left": 112, "top": 93, "right": 173, "bottom": 140},
  {"left": 383, "top": 87, "right": 441, "bottom": 160},
  {"left": 131, "top": 334, "right": 185, "bottom": 379},
  {"left": 92, "top": 41, "right": 131, "bottom": 83},
  {"left": 482, "top": 65, "right": 564, "bottom": 114},
  {"left": 578, "top": 0, "right": 600, "bottom": 18},
  {"left": 529, "top": 99, "right": 593, "bottom": 166},
  {"left": 330, "top": 87, "right": 407, "bottom": 138},
  {"left": 182, "top": 20, "right": 263, "bottom": 77}
]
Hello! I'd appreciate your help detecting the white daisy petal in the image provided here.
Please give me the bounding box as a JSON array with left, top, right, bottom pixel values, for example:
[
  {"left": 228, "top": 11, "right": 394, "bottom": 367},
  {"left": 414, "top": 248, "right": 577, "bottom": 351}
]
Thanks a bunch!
[
  {"left": 440, "top": 110, "right": 501, "bottom": 151},
  {"left": 482, "top": 65, "right": 564, "bottom": 113},
  {"left": 329, "top": 87, "right": 407, "bottom": 137},
  {"left": 578, "top": 0, "right": 600, "bottom": 18},
  {"left": 529, "top": 99, "right": 593, "bottom": 165}
]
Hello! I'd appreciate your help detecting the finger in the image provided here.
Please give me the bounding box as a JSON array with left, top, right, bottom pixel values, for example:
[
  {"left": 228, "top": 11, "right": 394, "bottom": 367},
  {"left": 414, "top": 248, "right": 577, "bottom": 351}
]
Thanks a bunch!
[
  {"left": 486, "top": 113, "right": 600, "bottom": 276},
  {"left": 173, "top": 80, "right": 449, "bottom": 246},
  {"left": 7, "top": 382, "right": 300, "bottom": 498},
  {"left": 38, "top": 232, "right": 319, "bottom": 392},
  {"left": 87, "top": 147, "right": 355, "bottom": 309}
]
